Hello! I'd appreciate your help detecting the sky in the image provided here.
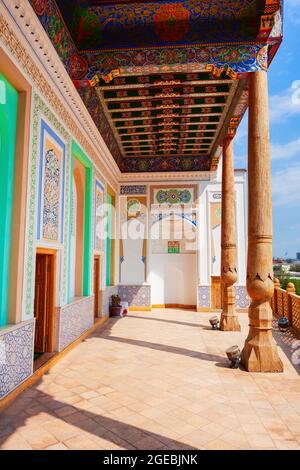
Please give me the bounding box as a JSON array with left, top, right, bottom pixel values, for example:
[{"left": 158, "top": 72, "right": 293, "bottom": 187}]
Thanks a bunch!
[{"left": 234, "top": 0, "right": 300, "bottom": 258}]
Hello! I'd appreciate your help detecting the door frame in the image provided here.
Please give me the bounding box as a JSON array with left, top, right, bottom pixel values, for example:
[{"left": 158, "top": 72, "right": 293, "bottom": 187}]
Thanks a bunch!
[
  {"left": 94, "top": 254, "right": 101, "bottom": 319},
  {"left": 35, "top": 247, "right": 56, "bottom": 353}
]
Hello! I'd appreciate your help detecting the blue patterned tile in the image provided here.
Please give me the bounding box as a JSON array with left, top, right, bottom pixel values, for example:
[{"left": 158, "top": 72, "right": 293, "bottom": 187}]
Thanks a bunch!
[
  {"left": 198, "top": 286, "right": 211, "bottom": 308},
  {"left": 235, "top": 286, "right": 250, "bottom": 308},
  {"left": 0, "top": 320, "right": 34, "bottom": 399},
  {"left": 119, "top": 285, "right": 151, "bottom": 307},
  {"left": 57, "top": 297, "right": 94, "bottom": 351}
]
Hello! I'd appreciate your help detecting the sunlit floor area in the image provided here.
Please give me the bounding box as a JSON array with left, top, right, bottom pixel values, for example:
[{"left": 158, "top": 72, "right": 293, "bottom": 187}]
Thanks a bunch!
[{"left": 1, "top": 309, "right": 300, "bottom": 450}]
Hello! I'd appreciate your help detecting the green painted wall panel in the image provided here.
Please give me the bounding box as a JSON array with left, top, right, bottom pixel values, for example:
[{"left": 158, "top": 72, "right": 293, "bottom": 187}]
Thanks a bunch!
[
  {"left": 67, "top": 141, "right": 92, "bottom": 302},
  {"left": 106, "top": 193, "right": 112, "bottom": 286},
  {"left": 0, "top": 74, "right": 18, "bottom": 326}
]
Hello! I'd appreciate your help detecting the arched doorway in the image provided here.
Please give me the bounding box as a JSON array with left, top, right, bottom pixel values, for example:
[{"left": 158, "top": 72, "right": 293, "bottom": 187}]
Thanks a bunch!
[{"left": 149, "top": 213, "right": 197, "bottom": 308}]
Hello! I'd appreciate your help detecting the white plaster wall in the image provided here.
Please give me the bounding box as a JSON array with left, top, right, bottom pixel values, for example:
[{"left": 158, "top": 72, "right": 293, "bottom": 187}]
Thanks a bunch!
[
  {"left": 120, "top": 238, "right": 145, "bottom": 284},
  {"left": 198, "top": 167, "right": 247, "bottom": 286},
  {"left": 148, "top": 253, "right": 197, "bottom": 305}
]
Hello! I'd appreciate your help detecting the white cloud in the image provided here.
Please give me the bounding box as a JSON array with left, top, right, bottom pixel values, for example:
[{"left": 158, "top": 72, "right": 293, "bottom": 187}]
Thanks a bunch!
[
  {"left": 272, "top": 163, "right": 300, "bottom": 206},
  {"left": 235, "top": 136, "right": 300, "bottom": 166},
  {"left": 269, "top": 83, "right": 300, "bottom": 123},
  {"left": 271, "top": 137, "right": 300, "bottom": 160},
  {"left": 235, "top": 135, "right": 300, "bottom": 165},
  {"left": 286, "top": 0, "right": 300, "bottom": 25}
]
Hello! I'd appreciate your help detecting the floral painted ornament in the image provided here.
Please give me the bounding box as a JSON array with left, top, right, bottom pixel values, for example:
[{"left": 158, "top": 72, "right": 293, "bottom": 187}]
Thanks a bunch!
[
  {"left": 154, "top": 3, "right": 190, "bottom": 42},
  {"left": 31, "top": 0, "right": 46, "bottom": 16}
]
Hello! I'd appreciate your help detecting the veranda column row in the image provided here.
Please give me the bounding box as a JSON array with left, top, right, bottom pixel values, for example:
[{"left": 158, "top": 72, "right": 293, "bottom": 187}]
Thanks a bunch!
[
  {"left": 220, "top": 70, "right": 283, "bottom": 372},
  {"left": 242, "top": 71, "right": 283, "bottom": 372}
]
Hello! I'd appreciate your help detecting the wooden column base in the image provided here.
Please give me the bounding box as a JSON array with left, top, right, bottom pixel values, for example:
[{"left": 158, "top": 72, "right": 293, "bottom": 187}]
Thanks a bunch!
[
  {"left": 241, "top": 303, "right": 283, "bottom": 372},
  {"left": 220, "top": 285, "right": 241, "bottom": 331},
  {"left": 220, "top": 313, "right": 241, "bottom": 331}
]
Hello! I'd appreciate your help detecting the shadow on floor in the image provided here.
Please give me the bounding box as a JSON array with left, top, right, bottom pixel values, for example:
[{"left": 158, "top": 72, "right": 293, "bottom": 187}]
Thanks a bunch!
[
  {"left": 126, "top": 314, "right": 209, "bottom": 329},
  {"left": 97, "top": 334, "right": 226, "bottom": 364},
  {"left": 0, "top": 388, "right": 196, "bottom": 450},
  {"left": 272, "top": 318, "right": 300, "bottom": 376}
]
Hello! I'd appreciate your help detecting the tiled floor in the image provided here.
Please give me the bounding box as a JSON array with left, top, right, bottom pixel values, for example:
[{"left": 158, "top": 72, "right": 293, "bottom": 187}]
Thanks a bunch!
[{"left": 1, "top": 309, "right": 300, "bottom": 450}]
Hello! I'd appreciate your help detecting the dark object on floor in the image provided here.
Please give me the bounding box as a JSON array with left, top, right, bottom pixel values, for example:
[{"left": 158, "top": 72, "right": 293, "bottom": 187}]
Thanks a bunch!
[
  {"left": 209, "top": 316, "right": 219, "bottom": 329},
  {"left": 109, "top": 306, "right": 123, "bottom": 317},
  {"left": 226, "top": 345, "right": 241, "bottom": 368},
  {"left": 278, "top": 316, "right": 289, "bottom": 332}
]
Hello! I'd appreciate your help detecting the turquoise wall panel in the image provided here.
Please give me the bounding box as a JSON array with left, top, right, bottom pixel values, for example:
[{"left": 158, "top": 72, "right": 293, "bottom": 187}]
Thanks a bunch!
[{"left": 0, "top": 74, "right": 18, "bottom": 326}]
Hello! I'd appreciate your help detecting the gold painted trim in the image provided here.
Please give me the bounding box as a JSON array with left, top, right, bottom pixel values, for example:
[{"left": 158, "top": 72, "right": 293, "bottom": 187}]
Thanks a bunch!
[
  {"left": 98, "top": 79, "right": 234, "bottom": 91},
  {"left": 105, "top": 92, "right": 230, "bottom": 102},
  {"left": 112, "top": 113, "right": 222, "bottom": 122},
  {"left": 152, "top": 304, "right": 196, "bottom": 310},
  {"left": 81, "top": 40, "right": 260, "bottom": 55},
  {"left": 128, "top": 306, "right": 152, "bottom": 311},
  {"left": 109, "top": 104, "right": 225, "bottom": 113}
]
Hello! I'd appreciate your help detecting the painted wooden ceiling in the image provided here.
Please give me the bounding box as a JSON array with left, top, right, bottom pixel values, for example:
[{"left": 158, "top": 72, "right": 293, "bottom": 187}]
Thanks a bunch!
[
  {"left": 29, "top": 1, "right": 282, "bottom": 173},
  {"left": 55, "top": 0, "right": 265, "bottom": 51}
]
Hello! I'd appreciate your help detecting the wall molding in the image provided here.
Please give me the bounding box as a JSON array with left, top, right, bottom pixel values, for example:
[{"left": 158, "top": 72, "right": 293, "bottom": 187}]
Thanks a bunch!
[
  {"left": 119, "top": 171, "right": 213, "bottom": 183},
  {"left": 1, "top": 0, "right": 120, "bottom": 189}
]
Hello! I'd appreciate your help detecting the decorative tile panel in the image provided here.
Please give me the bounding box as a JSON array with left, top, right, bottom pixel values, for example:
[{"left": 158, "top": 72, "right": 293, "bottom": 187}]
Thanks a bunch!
[
  {"left": 235, "top": 286, "right": 250, "bottom": 308},
  {"left": 0, "top": 320, "right": 34, "bottom": 399},
  {"left": 198, "top": 286, "right": 211, "bottom": 308},
  {"left": 118, "top": 285, "right": 151, "bottom": 307},
  {"left": 37, "top": 120, "right": 66, "bottom": 244},
  {"left": 23, "top": 94, "right": 71, "bottom": 319},
  {"left": 120, "top": 185, "right": 147, "bottom": 196},
  {"left": 57, "top": 296, "right": 94, "bottom": 351},
  {"left": 150, "top": 184, "right": 198, "bottom": 205}
]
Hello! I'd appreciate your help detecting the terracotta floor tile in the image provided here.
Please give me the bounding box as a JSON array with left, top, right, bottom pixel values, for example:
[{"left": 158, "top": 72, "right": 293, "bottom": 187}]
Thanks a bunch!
[
  {"left": 273, "top": 439, "right": 300, "bottom": 450},
  {"left": 41, "top": 419, "right": 78, "bottom": 441},
  {"left": 134, "top": 435, "right": 166, "bottom": 450},
  {"left": 64, "top": 435, "right": 103, "bottom": 450},
  {"left": 181, "top": 429, "right": 216, "bottom": 448},
  {"left": 46, "top": 443, "right": 69, "bottom": 450},
  {"left": 247, "top": 432, "right": 276, "bottom": 449},
  {"left": 219, "top": 430, "right": 249, "bottom": 449},
  {"left": 205, "top": 438, "right": 239, "bottom": 450},
  {"left": 19, "top": 425, "right": 58, "bottom": 450},
  {"left": 0, "top": 433, "right": 33, "bottom": 450},
  {"left": 1, "top": 309, "right": 300, "bottom": 450}
]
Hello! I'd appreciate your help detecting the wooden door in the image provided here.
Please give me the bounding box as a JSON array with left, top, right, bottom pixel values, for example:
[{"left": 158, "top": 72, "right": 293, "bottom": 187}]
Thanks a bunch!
[
  {"left": 94, "top": 256, "right": 100, "bottom": 318},
  {"left": 34, "top": 252, "right": 55, "bottom": 353},
  {"left": 211, "top": 276, "right": 223, "bottom": 309}
]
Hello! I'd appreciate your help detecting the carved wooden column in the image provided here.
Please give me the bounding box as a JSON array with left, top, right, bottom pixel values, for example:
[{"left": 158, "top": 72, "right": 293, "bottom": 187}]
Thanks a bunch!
[
  {"left": 241, "top": 71, "right": 283, "bottom": 372},
  {"left": 220, "top": 139, "right": 241, "bottom": 331}
]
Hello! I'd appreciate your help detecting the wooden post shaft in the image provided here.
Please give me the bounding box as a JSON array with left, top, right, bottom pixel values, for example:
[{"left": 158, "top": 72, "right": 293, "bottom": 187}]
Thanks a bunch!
[
  {"left": 220, "top": 139, "right": 241, "bottom": 331},
  {"left": 241, "top": 71, "right": 283, "bottom": 372}
]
